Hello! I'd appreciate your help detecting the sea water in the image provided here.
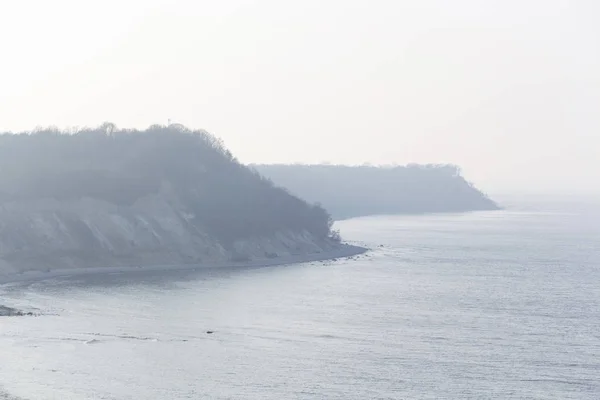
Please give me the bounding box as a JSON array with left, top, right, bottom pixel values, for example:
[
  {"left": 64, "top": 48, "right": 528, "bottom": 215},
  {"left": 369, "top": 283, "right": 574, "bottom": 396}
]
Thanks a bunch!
[{"left": 1, "top": 203, "right": 599, "bottom": 399}]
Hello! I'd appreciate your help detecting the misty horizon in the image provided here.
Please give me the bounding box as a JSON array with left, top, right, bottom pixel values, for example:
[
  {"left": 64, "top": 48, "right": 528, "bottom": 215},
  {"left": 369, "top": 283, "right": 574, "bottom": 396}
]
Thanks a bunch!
[
  {"left": 1, "top": 3, "right": 599, "bottom": 398},
  {"left": 4, "top": 122, "right": 599, "bottom": 200},
  {"left": 1, "top": 0, "right": 598, "bottom": 196}
]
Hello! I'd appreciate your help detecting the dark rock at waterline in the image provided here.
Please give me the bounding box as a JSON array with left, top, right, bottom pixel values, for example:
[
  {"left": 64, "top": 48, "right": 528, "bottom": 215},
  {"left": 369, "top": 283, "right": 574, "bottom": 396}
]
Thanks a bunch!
[{"left": 0, "top": 305, "right": 27, "bottom": 316}]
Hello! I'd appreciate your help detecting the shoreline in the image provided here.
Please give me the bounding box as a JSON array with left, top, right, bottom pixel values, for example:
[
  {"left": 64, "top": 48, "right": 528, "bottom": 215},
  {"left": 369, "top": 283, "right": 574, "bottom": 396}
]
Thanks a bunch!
[{"left": 0, "top": 243, "right": 368, "bottom": 288}]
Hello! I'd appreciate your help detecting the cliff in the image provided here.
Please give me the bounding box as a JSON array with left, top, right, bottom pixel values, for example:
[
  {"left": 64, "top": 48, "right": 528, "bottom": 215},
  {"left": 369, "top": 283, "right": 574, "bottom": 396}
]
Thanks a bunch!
[
  {"left": 252, "top": 164, "right": 500, "bottom": 220},
  {"left": 0, "top": 124, "right": 346, "bottom": 277}
]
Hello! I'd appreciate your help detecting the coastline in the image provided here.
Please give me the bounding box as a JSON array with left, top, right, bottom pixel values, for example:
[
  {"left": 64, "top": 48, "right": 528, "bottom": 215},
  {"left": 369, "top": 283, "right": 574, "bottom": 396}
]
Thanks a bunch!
[{"left": 0, "top": 243, "right": 368, "bottom": 288}]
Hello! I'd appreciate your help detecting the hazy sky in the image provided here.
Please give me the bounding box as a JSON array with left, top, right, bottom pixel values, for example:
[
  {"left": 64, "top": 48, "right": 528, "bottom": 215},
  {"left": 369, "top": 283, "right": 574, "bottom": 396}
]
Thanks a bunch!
[{"left": 0, "top": 0, "right": 598, "bottom": 195}]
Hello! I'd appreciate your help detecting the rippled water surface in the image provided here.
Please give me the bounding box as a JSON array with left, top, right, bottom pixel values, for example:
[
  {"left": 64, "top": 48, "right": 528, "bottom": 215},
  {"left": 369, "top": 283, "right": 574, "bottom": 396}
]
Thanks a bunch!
[{"left": 1, "top": 207, "right": 600, "bottom": 399}]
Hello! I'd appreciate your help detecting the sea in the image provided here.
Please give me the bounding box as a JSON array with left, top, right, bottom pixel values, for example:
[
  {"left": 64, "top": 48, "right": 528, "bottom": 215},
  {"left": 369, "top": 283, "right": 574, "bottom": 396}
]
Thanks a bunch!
[{"left": 1, "top": 199, "right": 599, "bottom": 399}]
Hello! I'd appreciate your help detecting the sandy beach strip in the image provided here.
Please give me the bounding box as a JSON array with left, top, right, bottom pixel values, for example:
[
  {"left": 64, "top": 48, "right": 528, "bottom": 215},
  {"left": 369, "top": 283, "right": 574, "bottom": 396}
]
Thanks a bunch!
[{"left": 0, "top": 243, "right": 368, "bottom": 288}]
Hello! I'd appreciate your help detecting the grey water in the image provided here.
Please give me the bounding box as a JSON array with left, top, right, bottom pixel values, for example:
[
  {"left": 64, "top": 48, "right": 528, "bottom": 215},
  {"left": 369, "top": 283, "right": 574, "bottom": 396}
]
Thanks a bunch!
[{"left": 1, "top": 204, "right": 600, "bottom": 399}]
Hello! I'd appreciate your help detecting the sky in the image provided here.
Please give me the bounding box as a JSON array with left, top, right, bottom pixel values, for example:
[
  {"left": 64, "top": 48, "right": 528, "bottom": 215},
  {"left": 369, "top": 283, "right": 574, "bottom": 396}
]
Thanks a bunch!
[{"left": 0, "top": 0, "right": 598, "bottom": 196}]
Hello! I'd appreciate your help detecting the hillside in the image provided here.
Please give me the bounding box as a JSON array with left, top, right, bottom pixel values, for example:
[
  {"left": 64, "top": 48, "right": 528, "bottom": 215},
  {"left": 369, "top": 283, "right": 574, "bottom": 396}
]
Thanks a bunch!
[
  {"left": 252, "top": 164, "right": 500, "bottom": 220},
  {"left": 0, "top": 124, "right": 352, "bottom": 277}
]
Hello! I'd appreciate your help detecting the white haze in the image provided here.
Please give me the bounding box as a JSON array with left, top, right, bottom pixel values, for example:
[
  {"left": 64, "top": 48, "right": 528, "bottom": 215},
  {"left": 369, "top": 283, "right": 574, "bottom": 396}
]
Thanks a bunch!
[{"left": 0, "top": 0, "right": 598, "bottom": 196}]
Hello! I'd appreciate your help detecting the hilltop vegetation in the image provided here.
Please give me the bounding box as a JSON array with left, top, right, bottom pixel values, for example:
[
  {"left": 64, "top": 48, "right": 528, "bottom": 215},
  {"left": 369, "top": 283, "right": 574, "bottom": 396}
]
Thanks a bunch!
[
  {"left": 253, "top": 164, "right": 499, "bottom": 220},
  {"left": 0, "top": 124, "right": 336, "bottom": 246}
]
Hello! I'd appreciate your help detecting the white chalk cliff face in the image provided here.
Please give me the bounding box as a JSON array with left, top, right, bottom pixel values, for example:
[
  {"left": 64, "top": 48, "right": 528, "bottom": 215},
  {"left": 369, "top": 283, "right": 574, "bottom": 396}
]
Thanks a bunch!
[{"left": 0, "top": 183, "right": 338, "bottom": 275}]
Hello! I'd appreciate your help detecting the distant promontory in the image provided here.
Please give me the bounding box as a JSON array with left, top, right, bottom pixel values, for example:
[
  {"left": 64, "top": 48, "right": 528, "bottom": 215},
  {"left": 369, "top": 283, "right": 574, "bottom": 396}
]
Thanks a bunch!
[{"left": 252, "top": 164, "right": 500, "bottom": 220}]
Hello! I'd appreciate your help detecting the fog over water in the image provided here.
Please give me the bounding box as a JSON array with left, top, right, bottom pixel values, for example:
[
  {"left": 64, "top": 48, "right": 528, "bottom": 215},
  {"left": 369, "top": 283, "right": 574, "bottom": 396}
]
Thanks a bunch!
[
  {"left": 1, "top": 203, "right": 599, "bottom": 399},
  {"left": 1, "top": 2, "right": 598, "bottom": 399}
]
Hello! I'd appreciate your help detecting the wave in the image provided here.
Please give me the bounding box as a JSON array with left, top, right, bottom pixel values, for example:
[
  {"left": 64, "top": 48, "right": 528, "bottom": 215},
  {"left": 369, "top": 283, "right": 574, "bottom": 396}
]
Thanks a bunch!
[{"left": 85, "top": 333, "right": 158, "bottom": 342}]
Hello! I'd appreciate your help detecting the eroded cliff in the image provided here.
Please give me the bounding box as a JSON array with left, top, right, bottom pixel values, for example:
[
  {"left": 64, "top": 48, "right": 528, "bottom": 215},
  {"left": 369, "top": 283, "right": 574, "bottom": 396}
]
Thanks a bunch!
[{"left": 0, "top": 125, "right": 342, "bottom": 276}]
